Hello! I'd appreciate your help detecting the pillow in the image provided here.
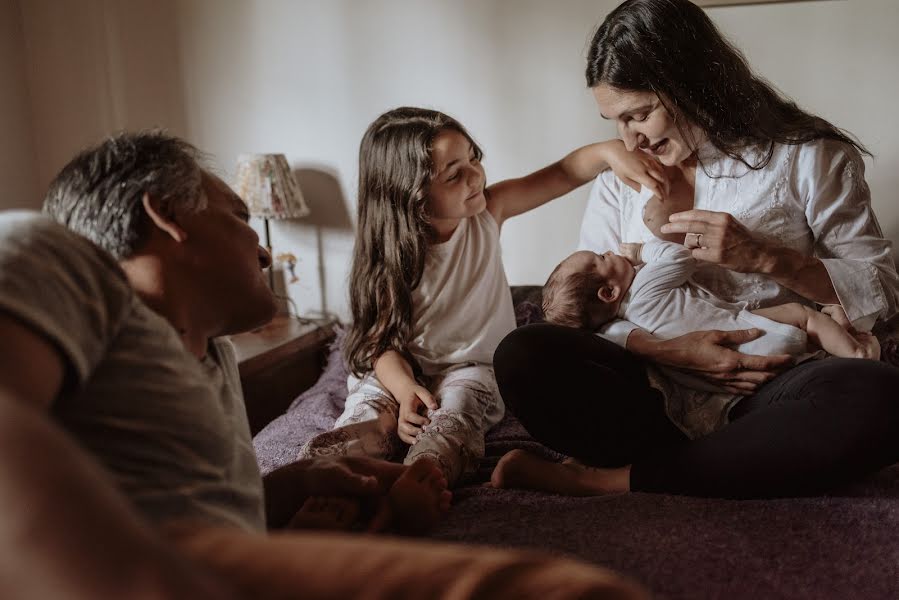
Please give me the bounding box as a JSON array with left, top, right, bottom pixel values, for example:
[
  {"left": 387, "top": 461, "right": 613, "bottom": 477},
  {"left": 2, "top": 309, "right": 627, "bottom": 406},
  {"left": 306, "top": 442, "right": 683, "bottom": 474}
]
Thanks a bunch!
[{"left": 510, "top": 285, "right": 544, "bottom": 327}]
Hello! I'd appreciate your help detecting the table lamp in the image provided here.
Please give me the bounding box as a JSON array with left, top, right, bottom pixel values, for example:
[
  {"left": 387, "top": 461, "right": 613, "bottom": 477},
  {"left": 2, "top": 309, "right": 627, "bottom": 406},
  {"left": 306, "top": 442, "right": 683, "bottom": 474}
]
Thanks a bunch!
[{"left": 233, "top": 153, "right": 310, "bottom": 288}]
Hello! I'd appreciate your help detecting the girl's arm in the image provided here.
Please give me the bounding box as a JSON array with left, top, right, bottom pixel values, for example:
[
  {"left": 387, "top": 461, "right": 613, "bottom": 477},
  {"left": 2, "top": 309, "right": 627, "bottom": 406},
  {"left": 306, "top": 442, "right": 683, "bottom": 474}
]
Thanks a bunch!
[
  {"left": 374, "top": 351, "right": 438, "bottom": 444},
  {"left": 486, "top": 140, "right": 668, "bottom": 228}
]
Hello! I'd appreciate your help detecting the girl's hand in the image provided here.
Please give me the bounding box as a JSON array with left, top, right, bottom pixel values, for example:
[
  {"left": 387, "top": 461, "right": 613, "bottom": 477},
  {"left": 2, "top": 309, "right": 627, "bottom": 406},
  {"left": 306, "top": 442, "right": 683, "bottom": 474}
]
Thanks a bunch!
[
  {"left": 602, "top": 140, "right": 670, "bottom": 199},
  {"left": 628, "top": 328, "right": 793, "bottom": 394},
  {"left": 660, "top": 209, "right": 771, "bottom": 273},
  {"left": 397, "top": 383, "right": 438, "bottom": 445}
]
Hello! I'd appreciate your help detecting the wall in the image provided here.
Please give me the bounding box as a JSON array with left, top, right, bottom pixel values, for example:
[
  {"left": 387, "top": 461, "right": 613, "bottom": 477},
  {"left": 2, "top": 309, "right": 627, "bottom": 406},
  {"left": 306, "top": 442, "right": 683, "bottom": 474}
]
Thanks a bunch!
[
  {"left": 11, "top": 0, "right": 899, "bottom": 320},
  {"left": 0, "top": 0, "right": 38, "bottom": 209},
  {"left": 19, "top": 0, "right": 188, "bottom": 191},
  {"left": 173, "top": 0, "right": 624, "bottom": 319},
  {"left": 709, "top": 0, "right": 899, "bottom": 244},
  {"left": 172, "top": 0, "right": 899, "bottom": 321}
]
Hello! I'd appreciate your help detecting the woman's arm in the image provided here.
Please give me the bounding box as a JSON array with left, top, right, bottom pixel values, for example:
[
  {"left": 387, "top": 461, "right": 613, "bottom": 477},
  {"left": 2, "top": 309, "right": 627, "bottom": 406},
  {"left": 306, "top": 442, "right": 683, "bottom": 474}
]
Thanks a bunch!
[
  {"left": 661, "top": 142, "right": 899, "bottom": 329},
  {"left": 374, "top": 350, "right": 437, "bottom": 444},
  {"left": 626, "top": 328, "right": 793, "bottom": 394},
  {"left": 487, "top": 140, "right": 668, "bottom": 227},
  {"left": 662, "top": 209, "right": 839, "bottom": 303}
]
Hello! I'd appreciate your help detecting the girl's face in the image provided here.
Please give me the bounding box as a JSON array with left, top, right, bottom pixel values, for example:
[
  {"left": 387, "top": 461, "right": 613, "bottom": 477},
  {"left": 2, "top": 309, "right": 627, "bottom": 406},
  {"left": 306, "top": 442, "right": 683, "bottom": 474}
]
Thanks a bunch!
[
  {"left": 592, "top": 84, "right": 701, "bottom": 167},
  {"left": 427, "top": 129, "right": 486, "bottom": 222}
]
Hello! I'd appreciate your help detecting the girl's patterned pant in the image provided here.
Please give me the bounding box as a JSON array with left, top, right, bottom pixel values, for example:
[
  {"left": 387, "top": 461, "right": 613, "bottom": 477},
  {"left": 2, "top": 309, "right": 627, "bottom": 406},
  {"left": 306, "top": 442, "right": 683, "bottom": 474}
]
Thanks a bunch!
[{"left": 298, "top": 364, "right": 504, "bottom": 485}]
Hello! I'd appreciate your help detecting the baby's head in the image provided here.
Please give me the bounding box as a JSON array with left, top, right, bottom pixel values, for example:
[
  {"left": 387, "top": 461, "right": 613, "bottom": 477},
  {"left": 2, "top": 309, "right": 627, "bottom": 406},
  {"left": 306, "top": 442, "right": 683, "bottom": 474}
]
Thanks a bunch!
[{"left": 542, "top": 250, "right": 635, "bottom": 330}]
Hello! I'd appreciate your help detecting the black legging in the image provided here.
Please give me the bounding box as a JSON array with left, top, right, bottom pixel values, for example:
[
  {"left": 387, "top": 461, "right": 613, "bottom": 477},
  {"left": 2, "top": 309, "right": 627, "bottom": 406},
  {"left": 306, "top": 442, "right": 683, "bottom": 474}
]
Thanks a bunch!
[{"left": 494, "top": 323, "right": 899, "bottom": 499}]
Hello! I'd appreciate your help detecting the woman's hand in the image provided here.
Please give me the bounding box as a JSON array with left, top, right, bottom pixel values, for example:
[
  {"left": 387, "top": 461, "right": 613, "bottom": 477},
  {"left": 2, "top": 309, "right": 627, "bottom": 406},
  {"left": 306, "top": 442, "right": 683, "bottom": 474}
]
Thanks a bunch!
[
  {"left": 660, "top": 209, "right": 840, "bottom": 304},
  {"left": 397, "top": 383, "right": 438, "bottom": 444},
  {"left": 602, "top": 140, "right": 670, "bottom": 200},
  {"left": 627, "top": 328, "right": 793, "bottom": 394},
  {"left": 660, "top": 209, "right": 772, "bottom": 273}
]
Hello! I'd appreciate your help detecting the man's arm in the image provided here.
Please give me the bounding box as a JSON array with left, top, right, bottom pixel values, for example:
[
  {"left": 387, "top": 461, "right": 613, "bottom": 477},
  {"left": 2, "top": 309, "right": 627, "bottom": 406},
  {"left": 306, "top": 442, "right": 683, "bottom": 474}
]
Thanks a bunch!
[{"left": 0, "top": 315, "right": 226, "bottom": 599}]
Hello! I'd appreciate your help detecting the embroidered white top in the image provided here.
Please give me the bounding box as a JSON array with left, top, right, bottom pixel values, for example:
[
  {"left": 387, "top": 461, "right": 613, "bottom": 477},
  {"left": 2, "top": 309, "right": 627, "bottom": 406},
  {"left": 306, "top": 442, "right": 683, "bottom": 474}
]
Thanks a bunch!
[{"left": 578, "top": 139, "right": 899, "bottom": 437}]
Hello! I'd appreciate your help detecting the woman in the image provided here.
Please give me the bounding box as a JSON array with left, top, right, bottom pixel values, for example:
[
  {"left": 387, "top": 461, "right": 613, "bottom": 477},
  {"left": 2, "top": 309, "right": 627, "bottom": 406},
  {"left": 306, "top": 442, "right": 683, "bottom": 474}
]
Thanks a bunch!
[{"left": 491, "top": 0, "right": 899, "bottom": 498}]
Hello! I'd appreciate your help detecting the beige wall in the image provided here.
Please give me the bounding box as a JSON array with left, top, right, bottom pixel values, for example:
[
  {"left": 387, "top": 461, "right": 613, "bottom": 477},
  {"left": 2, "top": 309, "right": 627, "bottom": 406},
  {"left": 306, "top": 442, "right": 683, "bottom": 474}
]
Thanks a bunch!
[
  {"left": 0, "top": 0, "right": 38, "bottom": 209},
  {"left": 7, "top": 0, "right": 898, "bottom": 319},
  {"left": 19, "top": 0, "right": 189, "bottom": 191}
]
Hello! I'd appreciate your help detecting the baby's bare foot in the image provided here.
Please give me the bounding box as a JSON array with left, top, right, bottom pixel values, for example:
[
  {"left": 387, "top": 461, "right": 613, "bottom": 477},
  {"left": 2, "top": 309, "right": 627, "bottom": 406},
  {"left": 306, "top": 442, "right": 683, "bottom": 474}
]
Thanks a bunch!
[
  {"left": 377, "top": 458, "right": 451, "bottom": 535},
  {"left": 854, "top": 332, "right": 881, "bottom": 360},
  {"left": 287, "top": 496, "right": 361, "bottom": 531},
  {"left": 490, "top": 449, "right": 629, "bottom": 496}
]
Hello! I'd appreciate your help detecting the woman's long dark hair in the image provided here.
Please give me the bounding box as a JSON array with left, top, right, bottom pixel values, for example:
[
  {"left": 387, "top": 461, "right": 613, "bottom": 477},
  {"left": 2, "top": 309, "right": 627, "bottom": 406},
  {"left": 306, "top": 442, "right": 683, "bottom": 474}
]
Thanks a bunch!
[
  {"left": 344, "top": 107, "right": 483, "bottom": 376},
  {"left": 586, "top": 0, "right": 869, "bottom": 169}
]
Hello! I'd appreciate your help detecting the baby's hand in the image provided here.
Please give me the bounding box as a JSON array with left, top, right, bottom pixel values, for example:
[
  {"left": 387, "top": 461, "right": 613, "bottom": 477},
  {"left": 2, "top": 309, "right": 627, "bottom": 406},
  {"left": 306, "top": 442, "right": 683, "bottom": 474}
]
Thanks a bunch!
[
  {"left": 397, "top": 383, "right": 438, "bottom": 445},
  {"left": 602, "top": 139, "right": 670, "bottom": 199},
  {"left": 619, "top": 242, "right": 644, "bottom": 266},
  {"left": 821, "top": 304, "right": 856, "bottom": 334},
  {"left": 853, "top": 331, "right": 881, "bottom": 361}
]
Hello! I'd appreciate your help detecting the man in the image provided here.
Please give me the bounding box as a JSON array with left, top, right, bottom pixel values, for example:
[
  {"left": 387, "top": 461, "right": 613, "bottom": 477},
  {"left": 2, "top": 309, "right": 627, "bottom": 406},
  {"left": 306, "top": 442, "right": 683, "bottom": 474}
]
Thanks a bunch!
[{"left": 0, "top": 131, "right": 644, "bottom": 599}]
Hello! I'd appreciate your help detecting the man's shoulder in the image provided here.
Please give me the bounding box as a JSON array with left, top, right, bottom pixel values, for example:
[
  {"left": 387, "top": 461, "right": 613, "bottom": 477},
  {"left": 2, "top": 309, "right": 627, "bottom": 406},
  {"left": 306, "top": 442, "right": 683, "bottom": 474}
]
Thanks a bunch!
[
  {"left": 0, "top": 211, "right": 136, "bottom": 386},
  {"left": 0, "top": 210, "right": 64, "bottom": 245},
  {"left": 0, "top": 211, "right": 126, "bottom": 280}
]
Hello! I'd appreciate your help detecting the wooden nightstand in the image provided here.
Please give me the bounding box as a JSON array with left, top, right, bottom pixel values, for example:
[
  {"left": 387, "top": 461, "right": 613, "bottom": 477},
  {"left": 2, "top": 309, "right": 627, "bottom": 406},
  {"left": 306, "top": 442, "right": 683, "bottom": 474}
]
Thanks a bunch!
[{"left": 229, "top": 315, "right": 338, "bottom": 435}]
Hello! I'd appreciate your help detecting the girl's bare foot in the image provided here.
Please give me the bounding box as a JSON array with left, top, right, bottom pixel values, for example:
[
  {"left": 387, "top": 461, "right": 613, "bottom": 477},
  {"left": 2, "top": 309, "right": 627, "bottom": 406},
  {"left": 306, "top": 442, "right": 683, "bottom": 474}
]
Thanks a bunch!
[
  {"left": 489, "top": 449, "right": 630, "bottom": 496},
  {"left": 287, "top": 496, "right": 361, "bottom": 531},
  {"left": 369, "top": 458, "right": 452, "bottom": 534}
]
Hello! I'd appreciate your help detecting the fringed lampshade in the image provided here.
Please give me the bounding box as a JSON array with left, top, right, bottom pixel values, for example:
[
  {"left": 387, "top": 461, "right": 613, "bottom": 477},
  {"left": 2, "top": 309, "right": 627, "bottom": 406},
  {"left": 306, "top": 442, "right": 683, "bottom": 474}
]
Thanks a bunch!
[{"left": 233, "top": 153, "right": 309, "bottom": 287}]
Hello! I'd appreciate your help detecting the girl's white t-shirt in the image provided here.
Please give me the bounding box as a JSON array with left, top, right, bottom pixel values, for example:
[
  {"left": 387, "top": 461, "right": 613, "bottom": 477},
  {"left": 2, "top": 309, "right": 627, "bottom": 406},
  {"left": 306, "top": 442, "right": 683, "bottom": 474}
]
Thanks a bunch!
[{"left": 409, "top": 210, "right": 517, "bottom": 375}]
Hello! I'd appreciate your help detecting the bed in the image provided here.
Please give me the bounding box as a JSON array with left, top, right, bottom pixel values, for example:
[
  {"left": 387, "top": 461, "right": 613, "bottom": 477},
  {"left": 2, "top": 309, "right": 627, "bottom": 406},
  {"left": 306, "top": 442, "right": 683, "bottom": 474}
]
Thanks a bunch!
[{"left": 253, "top": 287, "right": 899, "bottom": 600}]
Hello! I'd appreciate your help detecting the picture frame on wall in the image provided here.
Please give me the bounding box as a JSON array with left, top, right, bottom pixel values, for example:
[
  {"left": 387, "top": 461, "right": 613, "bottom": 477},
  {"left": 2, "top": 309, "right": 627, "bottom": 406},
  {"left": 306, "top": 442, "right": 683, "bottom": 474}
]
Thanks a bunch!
[{"left": 694, "top": 0, "right": 824, "bottom": 6}]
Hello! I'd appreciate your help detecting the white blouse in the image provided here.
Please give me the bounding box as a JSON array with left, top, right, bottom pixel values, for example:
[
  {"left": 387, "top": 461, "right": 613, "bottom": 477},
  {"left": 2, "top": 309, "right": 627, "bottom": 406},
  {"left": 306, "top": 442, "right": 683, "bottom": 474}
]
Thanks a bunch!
[{"left": 578, "top": 139, "right": 899, "bottom": 437}]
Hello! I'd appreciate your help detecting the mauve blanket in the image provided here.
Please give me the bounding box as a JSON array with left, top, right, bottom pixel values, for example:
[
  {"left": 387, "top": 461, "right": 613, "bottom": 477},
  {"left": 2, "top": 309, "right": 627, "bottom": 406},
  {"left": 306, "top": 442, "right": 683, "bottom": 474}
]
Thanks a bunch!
[{"left": 254, "top": 299, "right": 899, "bottom": 600}]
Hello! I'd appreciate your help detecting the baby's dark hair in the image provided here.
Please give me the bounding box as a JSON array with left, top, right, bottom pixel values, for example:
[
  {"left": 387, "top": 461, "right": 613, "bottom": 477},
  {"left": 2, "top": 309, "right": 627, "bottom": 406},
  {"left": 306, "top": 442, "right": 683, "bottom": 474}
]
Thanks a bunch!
[{"left": 542, "top": 257, "right": 616, "bottom": 330}]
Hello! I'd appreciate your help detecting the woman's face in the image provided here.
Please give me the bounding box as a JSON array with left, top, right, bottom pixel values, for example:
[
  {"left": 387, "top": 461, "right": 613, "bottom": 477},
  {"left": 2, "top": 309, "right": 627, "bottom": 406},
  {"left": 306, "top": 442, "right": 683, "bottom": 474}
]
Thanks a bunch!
[{"left": 592, "top": 84, "right": 700, "bottom": 167}]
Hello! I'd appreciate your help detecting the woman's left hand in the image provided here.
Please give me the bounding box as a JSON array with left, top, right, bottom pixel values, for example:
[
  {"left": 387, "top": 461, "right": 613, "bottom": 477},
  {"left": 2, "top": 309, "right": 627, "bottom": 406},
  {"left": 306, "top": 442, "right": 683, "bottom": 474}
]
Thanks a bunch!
[{"left": 660, "top": 209, "right": 771, "bottom": 273}]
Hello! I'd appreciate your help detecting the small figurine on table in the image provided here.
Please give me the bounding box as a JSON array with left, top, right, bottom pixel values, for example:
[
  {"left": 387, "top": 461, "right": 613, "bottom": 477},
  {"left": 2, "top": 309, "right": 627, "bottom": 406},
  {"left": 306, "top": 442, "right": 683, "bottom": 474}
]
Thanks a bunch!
[{"left": 276, "top": 252, "right": 299, "bottom": 284}]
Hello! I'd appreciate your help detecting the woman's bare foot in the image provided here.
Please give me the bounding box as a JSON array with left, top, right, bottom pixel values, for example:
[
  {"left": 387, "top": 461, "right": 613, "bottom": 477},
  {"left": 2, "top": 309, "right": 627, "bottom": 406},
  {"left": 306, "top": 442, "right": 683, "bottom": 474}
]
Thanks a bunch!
[
  {"left": 369, "top": 458, "right": 452, "bottom": 534},
  {"left": 489, "top": 449, "right": 630, "bottom": 496},
  {"left": 287, "top": 496, "right": 361, "bottom": 531}
]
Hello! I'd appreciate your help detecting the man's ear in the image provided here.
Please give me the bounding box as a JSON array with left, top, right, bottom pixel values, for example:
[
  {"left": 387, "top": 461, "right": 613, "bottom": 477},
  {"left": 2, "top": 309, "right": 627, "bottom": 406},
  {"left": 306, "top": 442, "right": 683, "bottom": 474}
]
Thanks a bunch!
[
  {"left": 142, "top": 193, "right": 187, "bottom": 243},
  {"left": 597, "top": 285, "right": 620, "bottom": 304}
]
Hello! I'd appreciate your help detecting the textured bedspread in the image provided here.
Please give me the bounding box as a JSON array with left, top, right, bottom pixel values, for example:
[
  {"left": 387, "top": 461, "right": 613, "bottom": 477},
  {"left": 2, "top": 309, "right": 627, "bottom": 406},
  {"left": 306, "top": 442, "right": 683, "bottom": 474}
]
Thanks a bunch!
[{"left": 254, "top": 304, "right": 899, "bottom": 600}]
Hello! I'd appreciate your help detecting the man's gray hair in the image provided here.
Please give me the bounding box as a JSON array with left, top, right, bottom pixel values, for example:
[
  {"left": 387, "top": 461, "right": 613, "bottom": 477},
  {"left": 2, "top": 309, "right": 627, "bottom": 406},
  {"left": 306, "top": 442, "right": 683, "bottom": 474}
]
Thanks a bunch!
[{"left": 43, "top": 131, "right": 207, "bottom": 259}]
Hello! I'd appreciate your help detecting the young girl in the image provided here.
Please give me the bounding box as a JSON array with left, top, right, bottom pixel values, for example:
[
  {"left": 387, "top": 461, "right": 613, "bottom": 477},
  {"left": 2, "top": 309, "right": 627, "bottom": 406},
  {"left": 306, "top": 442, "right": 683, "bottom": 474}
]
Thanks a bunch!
[{"left": 299, "top": 106, "right": 665, "bottom": 488}]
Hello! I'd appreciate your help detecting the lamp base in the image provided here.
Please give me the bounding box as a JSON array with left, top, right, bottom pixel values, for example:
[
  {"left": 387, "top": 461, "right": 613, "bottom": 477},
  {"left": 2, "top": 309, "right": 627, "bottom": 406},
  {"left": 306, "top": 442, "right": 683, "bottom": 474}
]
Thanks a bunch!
[{"left": 269, "top": 266, "right": 291, "bottom": 316}]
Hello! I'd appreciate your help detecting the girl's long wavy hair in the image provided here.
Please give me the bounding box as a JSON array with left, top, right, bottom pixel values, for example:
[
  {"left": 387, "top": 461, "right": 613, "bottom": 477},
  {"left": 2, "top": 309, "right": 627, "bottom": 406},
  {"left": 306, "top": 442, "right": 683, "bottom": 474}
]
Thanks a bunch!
[
  {"left": 344, "top": 107, "right": 483, "bottom": 376},
  {"left": 586, "top": 0, "right": 869, "bottom": 169}
]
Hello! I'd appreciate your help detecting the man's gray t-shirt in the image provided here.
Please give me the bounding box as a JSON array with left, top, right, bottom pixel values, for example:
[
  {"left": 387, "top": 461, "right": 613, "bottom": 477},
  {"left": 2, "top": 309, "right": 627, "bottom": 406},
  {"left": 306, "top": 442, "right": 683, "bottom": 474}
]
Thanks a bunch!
[{"left": 0, "top": 212, "right": 265, "bottom": 532}]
